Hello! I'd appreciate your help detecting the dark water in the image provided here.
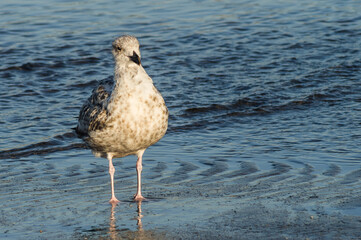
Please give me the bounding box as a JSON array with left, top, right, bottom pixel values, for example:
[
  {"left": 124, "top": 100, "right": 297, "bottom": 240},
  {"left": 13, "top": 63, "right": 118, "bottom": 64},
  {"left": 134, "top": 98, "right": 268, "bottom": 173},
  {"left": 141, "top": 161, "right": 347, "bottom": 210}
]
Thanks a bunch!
[{"left": 1, "top": 0, "right": 361, "bottom": 239}]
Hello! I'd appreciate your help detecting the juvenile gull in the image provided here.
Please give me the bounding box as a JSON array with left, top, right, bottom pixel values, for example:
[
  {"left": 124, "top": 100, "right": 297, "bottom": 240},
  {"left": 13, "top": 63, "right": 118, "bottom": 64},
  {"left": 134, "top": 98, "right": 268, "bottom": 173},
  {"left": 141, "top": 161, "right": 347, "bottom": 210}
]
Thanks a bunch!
[{"left": 76, "top": 35, "right": 168, "bottom": 203}]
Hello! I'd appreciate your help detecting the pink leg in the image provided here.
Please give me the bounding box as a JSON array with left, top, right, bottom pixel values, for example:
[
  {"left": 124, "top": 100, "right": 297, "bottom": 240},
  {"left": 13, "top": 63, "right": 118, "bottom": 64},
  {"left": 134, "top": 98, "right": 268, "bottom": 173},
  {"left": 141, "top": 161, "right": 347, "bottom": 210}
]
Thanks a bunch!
[
  {"left": 108, "top": 154, "right": 120, "bottom": 204},
  {"left": 134, "top": 150, "right": 145, "bottom": 201}
]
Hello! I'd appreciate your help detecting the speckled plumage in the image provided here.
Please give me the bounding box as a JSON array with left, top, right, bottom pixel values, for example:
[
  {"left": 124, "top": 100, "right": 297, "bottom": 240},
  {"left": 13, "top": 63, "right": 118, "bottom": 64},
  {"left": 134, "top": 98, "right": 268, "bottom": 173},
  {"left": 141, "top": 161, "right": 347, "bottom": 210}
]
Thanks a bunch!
[{"left": 76, "top": 35, "right": 168, "bottom": 203}]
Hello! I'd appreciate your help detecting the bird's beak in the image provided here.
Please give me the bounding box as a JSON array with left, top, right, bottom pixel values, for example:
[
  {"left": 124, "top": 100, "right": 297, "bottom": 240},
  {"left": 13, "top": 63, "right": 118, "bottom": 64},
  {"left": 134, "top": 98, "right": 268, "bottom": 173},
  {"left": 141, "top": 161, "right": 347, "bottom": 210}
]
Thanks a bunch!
[{"left": 129, "top": 51, "right": 141, "bottom": 65}]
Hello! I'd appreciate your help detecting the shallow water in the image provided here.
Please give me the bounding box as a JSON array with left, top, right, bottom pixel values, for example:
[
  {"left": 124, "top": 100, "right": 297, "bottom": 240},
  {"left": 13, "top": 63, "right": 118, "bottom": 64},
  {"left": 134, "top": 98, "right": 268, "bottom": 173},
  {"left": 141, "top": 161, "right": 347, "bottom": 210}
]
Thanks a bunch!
[{"left": 1, "top": 0, "right": 361, "bottom": 239}]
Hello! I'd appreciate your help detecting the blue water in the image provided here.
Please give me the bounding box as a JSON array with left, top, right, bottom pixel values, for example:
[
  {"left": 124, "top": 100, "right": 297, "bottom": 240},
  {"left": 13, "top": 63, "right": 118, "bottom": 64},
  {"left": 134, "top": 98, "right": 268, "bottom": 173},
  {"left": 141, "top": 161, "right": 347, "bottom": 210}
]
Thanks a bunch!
[{"left": 1, "top": 0, "right": 361, "bottom": 239}]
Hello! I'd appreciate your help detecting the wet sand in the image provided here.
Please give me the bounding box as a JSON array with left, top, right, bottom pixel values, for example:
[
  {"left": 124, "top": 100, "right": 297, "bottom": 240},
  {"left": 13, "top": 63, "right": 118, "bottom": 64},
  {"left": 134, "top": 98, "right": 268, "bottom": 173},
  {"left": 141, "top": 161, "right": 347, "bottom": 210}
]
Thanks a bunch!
[{"left": 1, "top": 144, "right": 361, "bottom": 239}]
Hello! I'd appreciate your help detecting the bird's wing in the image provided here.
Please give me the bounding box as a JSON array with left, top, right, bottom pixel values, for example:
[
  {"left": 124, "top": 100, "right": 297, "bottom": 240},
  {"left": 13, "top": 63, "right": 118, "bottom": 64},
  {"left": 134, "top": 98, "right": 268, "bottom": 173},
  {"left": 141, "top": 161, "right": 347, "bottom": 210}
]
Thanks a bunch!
[{"left": 76, "top": 77, "right": 114, "bottom": 135}]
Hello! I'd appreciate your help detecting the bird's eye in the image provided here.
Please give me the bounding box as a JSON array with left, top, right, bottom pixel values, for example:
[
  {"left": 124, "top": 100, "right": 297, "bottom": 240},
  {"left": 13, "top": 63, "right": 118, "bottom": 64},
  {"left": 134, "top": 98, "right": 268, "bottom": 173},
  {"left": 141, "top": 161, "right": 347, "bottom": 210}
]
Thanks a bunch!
[{"left": 117, "top": 47, "right": 122, "bottom": 51}]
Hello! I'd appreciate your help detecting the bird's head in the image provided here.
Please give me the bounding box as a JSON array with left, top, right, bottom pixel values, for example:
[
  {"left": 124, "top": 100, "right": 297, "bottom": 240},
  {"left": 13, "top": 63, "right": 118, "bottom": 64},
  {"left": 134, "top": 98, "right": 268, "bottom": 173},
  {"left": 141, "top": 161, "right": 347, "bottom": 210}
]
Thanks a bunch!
[{"left": 112, "top": 35, "right": 141, "bottom": 66}]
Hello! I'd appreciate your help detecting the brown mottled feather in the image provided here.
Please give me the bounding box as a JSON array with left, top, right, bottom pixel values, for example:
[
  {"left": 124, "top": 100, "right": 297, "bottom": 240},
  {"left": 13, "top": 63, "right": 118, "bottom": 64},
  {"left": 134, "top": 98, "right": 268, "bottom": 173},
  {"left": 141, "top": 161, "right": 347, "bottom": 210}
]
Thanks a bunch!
[{"left": 76, "top": 77, "right": 113, "bottom": 135}]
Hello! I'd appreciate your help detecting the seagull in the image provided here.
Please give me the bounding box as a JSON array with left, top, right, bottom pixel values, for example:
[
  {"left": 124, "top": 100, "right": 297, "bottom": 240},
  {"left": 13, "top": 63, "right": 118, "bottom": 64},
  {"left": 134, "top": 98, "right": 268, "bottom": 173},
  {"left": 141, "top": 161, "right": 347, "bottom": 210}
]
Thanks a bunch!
[{"left": 76, "top": 35, "right": 168, "bottom": 203}]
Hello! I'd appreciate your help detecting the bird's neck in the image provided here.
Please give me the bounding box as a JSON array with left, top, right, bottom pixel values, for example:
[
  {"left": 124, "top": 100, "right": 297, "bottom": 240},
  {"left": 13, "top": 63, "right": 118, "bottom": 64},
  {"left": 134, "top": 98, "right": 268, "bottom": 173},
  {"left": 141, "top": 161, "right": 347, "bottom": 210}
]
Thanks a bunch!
[
  {"left": 113, "top": 62, "right": 151, "bottom": 92},
  {"left": 114, "top": 65, "right": 126, "bottom": 86},
  {"left": 113, "top": 63, "right": 137, "bottom": 91}
]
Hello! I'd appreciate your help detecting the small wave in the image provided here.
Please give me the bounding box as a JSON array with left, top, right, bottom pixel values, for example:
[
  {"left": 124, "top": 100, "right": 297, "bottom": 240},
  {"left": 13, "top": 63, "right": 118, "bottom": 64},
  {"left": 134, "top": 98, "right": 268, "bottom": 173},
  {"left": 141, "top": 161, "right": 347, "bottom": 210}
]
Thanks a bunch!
[
  {"left": 170, "top": 84, "right": 355, "bottom": 133},
  {"left": 184, "top": 98, "right": 262, "bottom": 115},
  {"left": 186, "top": 83, "right": 350, "bottom": 116},
  {"left": 0, "top": 62, "right": 44, "bottom": 72},
  {"left": 0, "top": 131, "right": 87, "bottom": 160},
  {"left": 0, "top": 56, "right": 100, "bottom": 72},
  {"left": 68, "top": 76, "right": 112, "bottom": 89},
  {"left": 273, "top": 92, "right": 340, "bottom": 111},
  {"left": 0, "top": 60, "right": 66, "bottom": 72},
  {"left": 67, "top": 57, "right": 100, "bottom": 65}
]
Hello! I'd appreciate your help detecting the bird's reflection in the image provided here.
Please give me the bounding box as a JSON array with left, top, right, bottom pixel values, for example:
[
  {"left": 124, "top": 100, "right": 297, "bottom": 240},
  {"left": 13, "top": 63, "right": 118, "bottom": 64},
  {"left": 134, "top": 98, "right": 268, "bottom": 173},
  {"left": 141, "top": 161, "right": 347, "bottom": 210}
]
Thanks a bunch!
[
  {"left": 136, "top": 200, "right": 144, "bottom": 232},
  {"left": 108, "top": 200, "right": 145, "bottom": 240},
  {"left": 108, "top": 202, "right": 118, "bottom": 240}
]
